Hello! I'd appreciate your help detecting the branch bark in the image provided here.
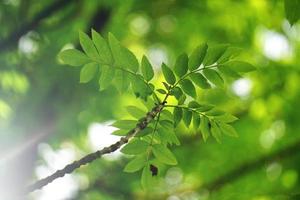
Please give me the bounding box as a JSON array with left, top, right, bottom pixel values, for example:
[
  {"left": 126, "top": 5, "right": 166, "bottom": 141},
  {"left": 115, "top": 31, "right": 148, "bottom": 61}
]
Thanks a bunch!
[
  {"left": 26, "top": 103, "right": 165, "bottom": 193},
  {"left": 203, "top": 139, "right": 300, "bottom": 191}
]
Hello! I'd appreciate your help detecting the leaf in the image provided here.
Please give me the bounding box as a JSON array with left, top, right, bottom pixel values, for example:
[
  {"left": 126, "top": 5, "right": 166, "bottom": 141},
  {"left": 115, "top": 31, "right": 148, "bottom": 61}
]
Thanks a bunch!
[
  {"left": 223, "top": 61, "right": 256, "bottom": 73},
  {"left": 114, "top": 70, "right": 130, "bottom": 92},
  {"left": 152, "top": 144, "right": 177, "bottom": 165},
  {"left": 91, "top": 29, "right": 113, "bottom": 64},
  {"left": 210, "top": 121, "right": 222, "bottom": 143},
  {"left": 79, "top": 31, "right": 100, "bottom": 61},
  {"left": 171, "top": 86, "right": 183, "bottom": 100},
  {"left": 108, "top": 33, "right": 139, "bottom": 72},
  {"left": 99, "top": 65, "right": 115, "bottom": 90},
  {"left": 203, "top": 68, "right": 224, "bottom": 88},
  {"left": 59, "top": 49, "right": 90, "bottom": 66},
  {"left": 205, "top": 108, "right": 225, "bottom": 116},
  {"left": 218, "top": 65, "right": 241, "bottom": 79},
  {"left": 137, "top": 127, "right": 153, "bottom": 137},
  {"left": 141, "top": 56, "right": 154, "bottom": 81},
  {"left": 190, "top": 73, "right": 211, "bottom": 89},
  {"left": 126, "top": 106, "right": 145, "bottom": 119},
  {"left": 112, "top": 120, "right": 137, "bottom": 129},
  {"left": 124, "top": 154, "right": 146, "bottom": 173},
  {"left": 218, "top": 47, "right": 242, "bottom": 64},
  {"left": 131, "top": 74, "right": 152, "bottom": 100},
  {"left": 80, "top": 62, "right": 98, "bottom": 83},
  {"left": 182, "top": 109, "right": 192, "bottom": 127},
  {"left": 112, "top": 129, "right": 128, "bottom": 136},
  {"left": 194, "top": 103, "right": 214, "bottom": 112},
  {"left": 141, "top": 165, "right": 154, "bottom": 189},
  {"left": 204, "top": 44, "right": 228, "bottom": 65},
  {"left": 173, "top": 107, "right": 183, "bottom": 127},
  {"left": 200, "top": 116, "right": 210, "bottom": 141},
  {"left": 159, "top": 120, "right": 173, "bottom": 130},
  {"left": 193, "top": 112, "right": 201, "bottom": 130},
  {"left": 180, "top": 79, "right": 196, "bottom": 98},
  {"left": 161, "top": 63, "right": 176, "bottom": 85},
  {"left": 188, "top": 43, "right": 208, "bottom": 71},
  {"left": 174, "top": 53, "right": 188, "bottom": 77},
  {"left": 284, "top": 0, "right": 300, "bottom": 25},
  {"left": 158, "top": 128, "right": 180, "bottom": 146},
  {"left": 219, "top": 123, "right": 238, "bottom": 137},
  {"left": 214, "top": 113, "right": 238, "bottom": 123},
  {"left": 188, "top": 101, "right": 201, "bottom": 108},
  {"left": 157, "top": 89, "right": 167, "bottom": 94},
  {"left": 121, "top": 139, "right": 149, "bottom": 155},
  {"left": 160, "top": 110, "right": 173, "bottom": 121},
  {"left": 177, "top": 94, "right": 186, "bottom": 105}
]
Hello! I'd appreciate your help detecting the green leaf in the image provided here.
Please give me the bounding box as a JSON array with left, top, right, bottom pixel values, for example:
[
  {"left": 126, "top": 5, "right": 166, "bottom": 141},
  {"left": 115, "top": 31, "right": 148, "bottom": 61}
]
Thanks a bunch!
[
  {"left": 223, "top": 61, "right": 256, "bottom": 73},
  {"left": 161, "top": 63, "right": 176, "bottom": 85},
  {"left": 80, "top": 62, "right": 98, "bottom": 83},
  {"left": 137, "top": 127, "right": 153, "bottom": 137},
  {"left": 126, "top": 106, "right": 145, "bottom": 119},
  {"left": 131, "top": 74, "right": 152, "bottom": 100},
  {"left": 157, "top": 89, "right": 167, "bottom": 94},
  {"left": 182, "top": 109, "right": 192, "bottom": 127},
  {"left": 91, "top": 29, "right": 113, "bottom": 64},
  {"left": 152, "top": 144, "right": 177, "bottom": 165},
  {"left": 211, "top": 121, "right": 222, "bottom": 143},
  {"left": 112, "top": 120, "right": 136, "bottom": 129},
  {"left": 121, "top": 139, "right": 149, "bottom": 155},
  {"left": 159, "top": 120, "right": 173, "bottom": 130},
  {"left": 190, "top": 73, "right": 211, "bottom": 89},
  {"left": 79, "top": 31, "right": 100, "bottom": 61},
  {"left": 59, "top": 49, "right": 90, "bottom": 66},
  {"left": 203, "top": 68, "right": 224, "bottom": 88},
  {"left": 141, "top": 165, "right": 154, "bottom": 189},
  {"left": 141, "top": 56, "right": 154, "bottom": 81},
  {"left": 108, "top": 33, "right": 139, "bottom": 72},
  {"left": 99, "top": 65, "right": 115, "bottom": 90},
  {"left": 200, "top": 116, "right": 210, "bottom": 141},
  {"left": 158, "top": 128, "right": 180, "bottom": 146},
  {"left": 205, "top": 108, "right": 225, "bottom": 116},
  {"left": 177, "top": 94, "right": 186, "bottom": 105},
  {"left": 180, "top": 79, "right": 196, "bottom": 98},
  {"left": 218, "top": 47, "right": 242, "bottom": 64},
  {"left": 219, "top": 123, "right": 238, "bottom": 137},
  {"left": 284, "top": 0, "right": 300, "bottom": 25},
  {"left": 193, "top": 112, "right": 201, "bottom": 129},
  {"left": 114, "top": 70, "right": 130, "bottom": 92},
  {"left": 174, "top": 53, "right": 188, "bottom": 77},
  {"left": 218, "top": 65, "right": 241, "bottom": 79},
  {"left": 112, "top": 129, "right": 128, "bottom": 136},
  {"left": 204, "top": 44, "right": 228, "bottom": 66},
  {"left": 194, "top": 103, "right": 214, "bottom": 112},
  {"left": 160, "top": 110, "right": 173, "bottom": 121},
  {"left": 171, "top": 87, "right": 183, "bottom": 100},
  {"left": 124, "top": 154, "right": 146, "bottom": 173},
  {"left": 173, "top": 107, "right": 183, "bottom": 127},
  {"left": 188, "top": 101, "right": 201, "bottom": 108},
  {"left": 214, "top": 113, "right": 238, "bottom": 123},
  {"left": 188, "top": 43, "right": 208, "bottom": 71}
]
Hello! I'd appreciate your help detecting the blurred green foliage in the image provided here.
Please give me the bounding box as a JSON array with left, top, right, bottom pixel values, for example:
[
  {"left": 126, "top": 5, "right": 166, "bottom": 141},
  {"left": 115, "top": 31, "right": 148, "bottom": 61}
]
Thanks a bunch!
[{"left": 1, "top": 0, "right": 300, "bottom": 199}]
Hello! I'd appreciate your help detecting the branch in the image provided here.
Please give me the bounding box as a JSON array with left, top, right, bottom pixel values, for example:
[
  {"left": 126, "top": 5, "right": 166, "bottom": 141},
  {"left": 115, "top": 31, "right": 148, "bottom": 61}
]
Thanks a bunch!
[
  {"left": 203, "top": 139, "right": 300, "bottom": 191},
  {"left": 0, "top": 0, "right": 75, "bottom": 52},
  {"left": 26, "top": 102, "right": 165, "bottom": 193}
]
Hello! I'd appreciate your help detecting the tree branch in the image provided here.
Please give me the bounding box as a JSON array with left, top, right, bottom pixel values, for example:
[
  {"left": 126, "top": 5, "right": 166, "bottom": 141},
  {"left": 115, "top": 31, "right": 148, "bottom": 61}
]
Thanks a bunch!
[
  {"left": 26, "top": 102, "right": 165, "bottom": 193},
  {"left": 203, "top": 139, "right": 300, "bottom": 191},
  {"left": 0, "top": 0, "right": 75, "bottom": 52}
]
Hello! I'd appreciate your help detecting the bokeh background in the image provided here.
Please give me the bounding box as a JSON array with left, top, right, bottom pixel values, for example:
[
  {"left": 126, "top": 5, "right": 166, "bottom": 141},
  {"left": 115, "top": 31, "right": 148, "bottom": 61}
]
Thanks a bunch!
[{"left": 1, "top": 0, "right": 300, "bottom": 199}]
